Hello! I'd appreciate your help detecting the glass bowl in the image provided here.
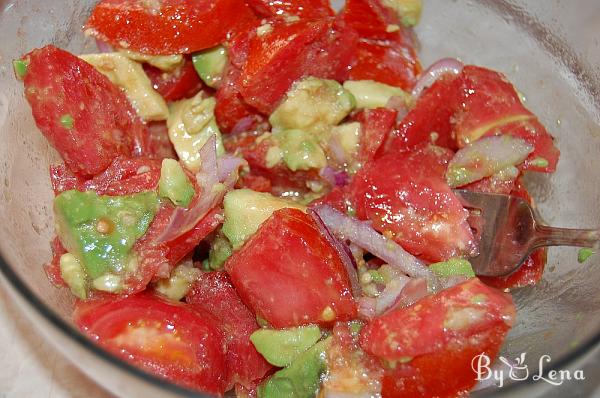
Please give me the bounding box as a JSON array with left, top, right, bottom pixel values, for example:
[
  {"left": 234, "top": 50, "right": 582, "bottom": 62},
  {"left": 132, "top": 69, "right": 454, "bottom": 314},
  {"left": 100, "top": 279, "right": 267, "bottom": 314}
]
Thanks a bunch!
[{"left": 0, "top": 0, "right": 599, "bottom": 396}]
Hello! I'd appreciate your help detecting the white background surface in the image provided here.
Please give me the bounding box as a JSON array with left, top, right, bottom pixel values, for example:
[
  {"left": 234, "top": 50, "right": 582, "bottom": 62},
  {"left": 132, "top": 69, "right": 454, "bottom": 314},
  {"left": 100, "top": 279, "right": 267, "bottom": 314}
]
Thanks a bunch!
[{"left": 0, "top": 278, "right": 112, "bottom": 398}]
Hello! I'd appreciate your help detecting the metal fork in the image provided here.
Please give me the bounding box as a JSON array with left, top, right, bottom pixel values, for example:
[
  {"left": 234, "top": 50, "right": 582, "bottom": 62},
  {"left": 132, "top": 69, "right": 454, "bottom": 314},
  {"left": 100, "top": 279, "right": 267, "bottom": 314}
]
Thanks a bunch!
[{"left": 453, "top": 190, "right": 600, "bottom": 277}]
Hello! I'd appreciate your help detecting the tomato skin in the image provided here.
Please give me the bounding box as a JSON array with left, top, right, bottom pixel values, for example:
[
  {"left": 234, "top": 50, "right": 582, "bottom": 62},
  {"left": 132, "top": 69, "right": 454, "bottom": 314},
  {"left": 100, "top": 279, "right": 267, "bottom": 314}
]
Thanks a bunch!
[
  {"left": 348, "top": 38, "right": 421, "bottom": 91},
  {"left": 353, "top": 108, "right": 398, "bottom": 161},
  {"left": 389, "top": 74, "right": 463, "bottom": 152},
  {"left": 235, "top": 18, "right": 356, "bottom": 114},
  {"left": 360, "top": 278, "right": 515, "bottom": 398},
  {"left": 388, "top": 66, "right": 559, "bottom": 171},
  {"left": 248, "top": 0, "right": 334, "bottom": 19},
  {"left": 186, "top": 272, "right": 273, "bottom": 389},
  {"left": 50, "top": 157, "right": 163, "bottom": 196},
  {"left": 215, "top": 65, "right": 267, "bottom": 133},
  {"left": 74, "top": 292, "right": 228, "bottom": 395},
  {"left": 131, "top": 206, "right": 223, "bottom": 288},
  {"left": 85, "top": 0, "right": 252, "bottom": 55},
  {"left": 340, "top": 0, "right": 421, "bottom": 90},
  {"left": 144, "top": 57, "right": 205, "bottom": 101},
  {"left": 225, "top": 208, "right": 357, "bottom": 328},
  {"left": 23, "top": 45, "right": 145, "bottom": 177},
  {"left": 350, "top": 146, "right": 475, "bottom": 263}
]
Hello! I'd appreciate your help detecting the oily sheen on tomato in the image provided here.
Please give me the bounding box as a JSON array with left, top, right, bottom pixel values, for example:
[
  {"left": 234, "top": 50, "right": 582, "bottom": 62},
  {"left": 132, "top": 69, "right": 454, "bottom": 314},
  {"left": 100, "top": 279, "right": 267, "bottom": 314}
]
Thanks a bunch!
[
  {"left": 350, "top": 146, "right": 476, "bottom": 263},
  {"left": 389, "top": 66, "right": 559, "bottom": 171},
  {"left": 74, "top": 292, "right": 228, "bottom": 395},
  {"left": 234, "top": 18, "right": 356, "bottom": 114},
  {"left": 360, "top": 278, "right": 516, "bottom": 397},
  {"left": 186, "top": 272, "right": 273, "bottom": 389},
  {"left": 22, "top": 46, "right": 146, "bottom": 176},
  {"left": 144, "top": 57, "right": 205, "bottom": 101},
  {"left": 85, "top": 0, "right": 254, "bottom": 55},
  {"left": 247, "top": 0, "right": 334, "bottom": 19},
  {"left": 225, "top": 208, "right": 357, "bottom": 328}
]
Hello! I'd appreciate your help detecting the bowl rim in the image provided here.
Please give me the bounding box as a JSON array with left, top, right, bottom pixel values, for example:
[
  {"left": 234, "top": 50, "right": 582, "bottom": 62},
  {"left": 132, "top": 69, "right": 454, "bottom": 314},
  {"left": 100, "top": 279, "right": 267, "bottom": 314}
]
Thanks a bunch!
[{"left": 2, "top": 248, "right": 599, "bottom": 396}]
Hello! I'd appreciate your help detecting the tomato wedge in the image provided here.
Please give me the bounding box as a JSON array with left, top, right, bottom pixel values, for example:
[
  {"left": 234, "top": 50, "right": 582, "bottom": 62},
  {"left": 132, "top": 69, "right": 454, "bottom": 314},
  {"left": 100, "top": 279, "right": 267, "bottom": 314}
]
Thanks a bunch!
[
  {"left": 235, "top": 18, "right": 356, "bottom": 114},
  {"left": 248, "top": 0, "right": 334, "bottom": 19},
  {"left": 74, "top": 292, "right": 228, "bottom": 395},
  {"left": 350, "top": 145, "right": 476, "bottom": 262},
  {"left": 85, "top": 0, "right": 254, "bottom": 55},
  {"left": 388, "top": 66, "right": 559, "bottom": 171},
  {"left": 50, "top": 157, "right": 162, "bottom": 196},
  {"left": 390, "top": 73, "right": 463, "bottom": 152},
  {"left": 225, "top": 208, "right": 357, "bottom": 328},
  {"left": 22, "top": 45, "right": 145, "bottom": 176},
  {"left": 144, "top": 57, "right": 205, "bottom": 101},
  {"left": 353, "top": 107, "right": 397, "bottom": 162},
  {"left": 340, "top": 0, "right": 421, "bottom": 89},
  {"left": 360, "top": 278, "right": 515, "bottom": 397},
  {"left": 186, "top": 272, "right": 273, "bottom": 389}
]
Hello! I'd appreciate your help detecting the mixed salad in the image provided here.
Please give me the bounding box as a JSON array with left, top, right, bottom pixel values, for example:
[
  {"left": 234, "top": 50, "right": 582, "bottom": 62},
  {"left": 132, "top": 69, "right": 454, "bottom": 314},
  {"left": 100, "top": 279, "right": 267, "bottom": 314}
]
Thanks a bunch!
[{"left": 14, "top": 0, "right": 561, "bottom": 396}]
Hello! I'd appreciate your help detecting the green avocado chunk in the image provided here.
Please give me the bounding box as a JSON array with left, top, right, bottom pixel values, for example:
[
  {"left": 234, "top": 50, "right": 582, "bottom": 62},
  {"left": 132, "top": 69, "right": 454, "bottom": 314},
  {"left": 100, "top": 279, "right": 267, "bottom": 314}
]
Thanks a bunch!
[
  {"left": 207, "top": 233, "right": 233, "bottom": 270},
  {"left": 250, "top": 325, "right": 322, "bottom": 367},
  {"left": 269, "top": 77, "right": 355, "bottom": 135},
  {"left": 273, "top": 129, "right": 327, "bottom": 172},
  {"left": 158, "top": 158, "right": 195, "bottom": 207},
  {"left": 258, "top": 337, "right": 331, "bottom": 398},
  {"left": 192, "top": 45, "right": 227, "bottom": 88},
  {"left": 54, "top": 190, "right": 159, "bottom": 280},
  {"left": 429, "top": 258, "right": 475, "bottom": 278},
  {"left": 222, "top": 189, "right": 306, "bottom": 249}
]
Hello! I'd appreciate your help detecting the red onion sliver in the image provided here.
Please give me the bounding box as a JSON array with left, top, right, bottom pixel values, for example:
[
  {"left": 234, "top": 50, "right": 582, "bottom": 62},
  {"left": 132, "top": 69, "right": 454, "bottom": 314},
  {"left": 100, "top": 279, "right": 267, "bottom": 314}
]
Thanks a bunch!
[
  {"left": 95, "top": 39, "right": 113, "bottom": 53},
  {"left": 155, "top": 135, "right": 244, "bottom": 243},
  {"left": 313, "top": 205, "right": 439, "bottom": 288},
  {"left": 412, "top": 58, "right": 464, "bottom": 98},
  {"left": 383, "top": 277, "right": 429, "bottom": 315},
  {"left": 319, "top": 167, "right": 349, "bottom": 188},
  {"left": 308, "top": 209, "right": 362, "bottom": 297}
]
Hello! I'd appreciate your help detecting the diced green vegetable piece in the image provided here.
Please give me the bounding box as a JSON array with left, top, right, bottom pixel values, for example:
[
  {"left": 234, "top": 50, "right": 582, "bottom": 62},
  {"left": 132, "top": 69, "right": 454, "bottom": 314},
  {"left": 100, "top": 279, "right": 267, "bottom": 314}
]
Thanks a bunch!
[
  {"left": 368, "top": 269, "right": 385, "bottom": 284},
  {"left": 446, "top": 135, "right": 533, "bottom": 188},
  {"left": 155, "top": 262, "right": 201, "bottom": 300},
  {"left": 167, "top": 94, "right": 224, "bottom": 172},
  {"left": 192, "top": 46, "right": 227, "bottom": 88},
  {"left": 273, "top": 129, "right": 327, "bottom": 171},
  {"left": 258, "top": 338, "right": 331, "bottom": 398},
  {"left": 578, "top": 248, "right": 595, "bottom": 264},
  {"left": 13, "top": 59, "right": 29, "bottom": 80},
  {"left": 222, "top": 189, "right": 306, "bottom": 249},
  {"left": 91, "top": 273, "right": 124, "bottom": 293},
  {"left": 430, "top": 258, "right": 475, "bottom": 278},
  {"left": 158, "top": 159, "right": 195, "bottom": 207},
  {"left": 381, "top": 0, "right": 423, "bottom": 27},
  {"left": 80, "top": 53, "right": 169, "bottom": 122},
  {"left": 529, "top": 157, "right": 549, "bottom": 168},
  {"left": 60, "top": 114, "right": 74, "bottom": 129},
  {"left": 343, "top": 80, "right": 410, "bottom": 109},
  {"left": 59, "top": 253, "right": 87, "bottom": 299},
  {"left": 208, "top": 233, "right": 233, "bottom": 270},
  {"left": 54, "top": 190, "right": 159, "bottom": 280},
  {"left": 251, "top": 325, "right": 322, "bottom": 367},
  {"left": 269, "top": 77, "right": 355, "bottom": 135}
]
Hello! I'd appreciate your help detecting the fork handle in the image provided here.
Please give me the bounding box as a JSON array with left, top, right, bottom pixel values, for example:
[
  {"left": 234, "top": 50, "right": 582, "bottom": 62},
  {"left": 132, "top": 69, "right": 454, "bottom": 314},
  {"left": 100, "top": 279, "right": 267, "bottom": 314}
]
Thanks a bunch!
[{"left": 533, "top": 225, "right": 600, "bottom": 249}]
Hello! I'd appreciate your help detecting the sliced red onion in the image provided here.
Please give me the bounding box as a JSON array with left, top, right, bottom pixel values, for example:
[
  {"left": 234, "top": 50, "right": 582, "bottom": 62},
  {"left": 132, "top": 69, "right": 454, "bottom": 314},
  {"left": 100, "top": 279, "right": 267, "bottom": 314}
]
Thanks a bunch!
[
  {"left": 327, "top": 133, "right": 350, "bottom": 165},
  {"left": 358, "top": 297, "right": 377, "bottom": 319},
  {"left": 319, "top": 167, "right": 349, "bottom": 187},
  {"left": 309, "top": 209, "right": 361, "bottom": 297},
  {"left": 383, "top": 278, "right": 429, "bottom": 315},
  {"left": 375, "top": 275, "right": 410, "bottom": 314},
  {"left": 231, "top": 116, "right": 255, "bottom": 134},
  {"left": 439, "top": 275, "right": 470, "bottom": 290},
  {"left": 412, "top": 58, "right": 464, "bottom": 98},
  {"left": 95, "top": 39, "right": 113, "bottom": 53},
  {"left": 155, "top": 135, "right": 244, "bottom": 243},
  {"left": 313, "top": 205, "right": 439, "bottom": 289},
  {"left": 385, "top": 95, "right": 409, "bottom": 122},
  {"left": 446, "top": 135, "right": 534, "bottom": 188}
]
